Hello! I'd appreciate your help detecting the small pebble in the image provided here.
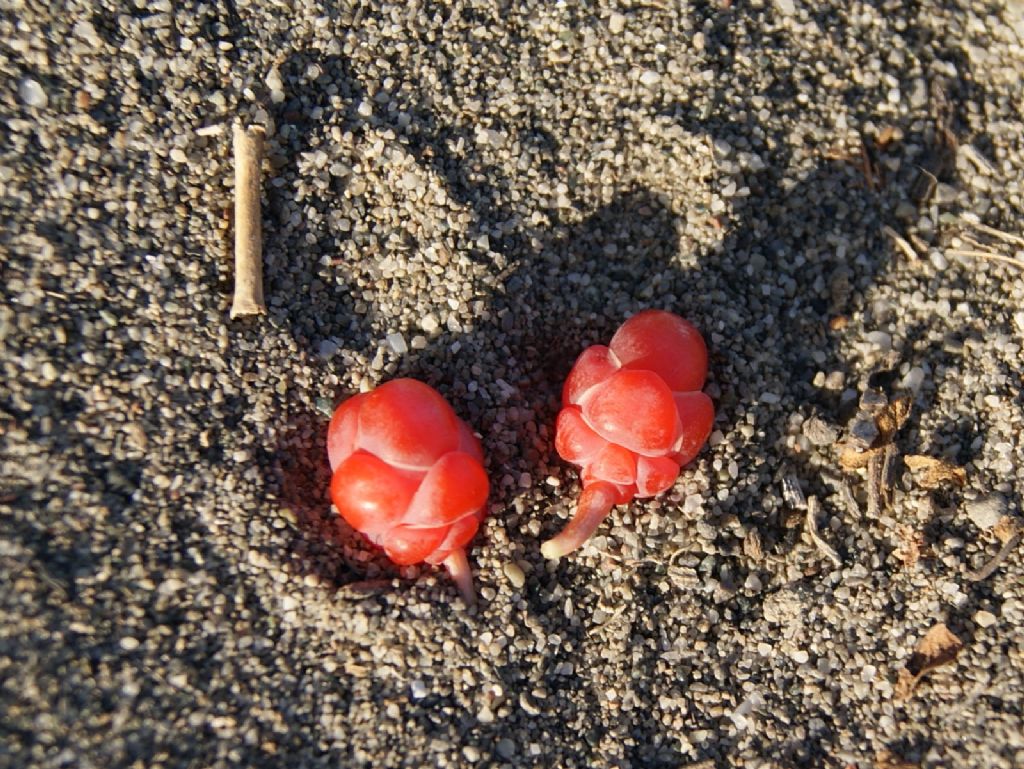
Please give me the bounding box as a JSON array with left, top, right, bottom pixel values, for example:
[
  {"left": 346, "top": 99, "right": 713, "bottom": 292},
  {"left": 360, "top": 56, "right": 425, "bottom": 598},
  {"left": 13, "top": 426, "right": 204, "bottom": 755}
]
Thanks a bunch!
[
  {"left": 39, "top": 361, "right": 59, "bottom": 382},
  {"left": 18, "top": 78, "right": 48, "bottom": 108},
  {"left": 503, "top": 561, "right": 526, "bottom": 589},
  {"left": 803, "top": 416, "right": 838, "bottom": 446},
  {"left": 496, "top": 738, "right": 516, "bottom": 759},
  {"left": 639, "top": 70, "right": 661, "bottom": 87},
  {"left": 965, "top": 494, "right": 1007, "bottom": 530},
  {"left": 974, "top": 610, "right": 997, "bottom": 628},
  {"left": 865, "top": 331, "right": 892, "bottom": 351},
  {"left": 849, "top": 417, "right": 879, "bottom": 448},
  {"left": 386, "top": 332, "right": 408, "bottom": 355},
  {"left": 420, "top": 314, "right": 440, "bottom": 333},
  {"left": 900, "top": 366, "right": 926, "bottom": 392}
]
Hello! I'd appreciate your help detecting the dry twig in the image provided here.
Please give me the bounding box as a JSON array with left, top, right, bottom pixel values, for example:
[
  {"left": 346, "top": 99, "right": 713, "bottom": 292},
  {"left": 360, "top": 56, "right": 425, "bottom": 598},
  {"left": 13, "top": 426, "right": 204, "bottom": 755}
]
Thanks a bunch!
[
  {"left": 783, "top": 476, "right": 842, "bottom": 567},
  {"left": 883, "top": 225, "right": 920, "bottom": 261},
  {"left": 965, "top": 219, "right": 1024, "bottom": 246},
  {"left": 946, "top": 248, "right": 1024, "bottom": 270},
  {"left": 966, "top": 518, "right": 1023, "bottom": 582},
  {"left": 958, "top": 144, "right": 996, "bottom": 176},
  {"left": 805, "top": 496, "right": 843, "bottom": 567},
  {"left": 866, "top": 450, "right": 885, "bottom": 517},
  {"left": 230, "top": 123, "right": 267, "bottom": 319}
]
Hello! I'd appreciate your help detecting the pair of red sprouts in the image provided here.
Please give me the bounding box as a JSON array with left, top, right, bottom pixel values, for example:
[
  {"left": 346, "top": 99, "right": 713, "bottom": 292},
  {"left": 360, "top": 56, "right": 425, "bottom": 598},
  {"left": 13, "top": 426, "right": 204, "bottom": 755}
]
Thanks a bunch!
[{"left": 326, "top": 310, "right": 714, "bottom": 604}]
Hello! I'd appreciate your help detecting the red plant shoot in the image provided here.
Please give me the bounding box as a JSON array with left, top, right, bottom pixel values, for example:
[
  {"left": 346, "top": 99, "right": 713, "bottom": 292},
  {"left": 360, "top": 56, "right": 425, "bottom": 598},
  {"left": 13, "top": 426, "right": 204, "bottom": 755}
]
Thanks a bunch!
[
  {"left": 542, "top": 310, "right": 714, "bottom": 559},
  {"left": 327, "top": 378, "right": 489, "bottom": 604}
]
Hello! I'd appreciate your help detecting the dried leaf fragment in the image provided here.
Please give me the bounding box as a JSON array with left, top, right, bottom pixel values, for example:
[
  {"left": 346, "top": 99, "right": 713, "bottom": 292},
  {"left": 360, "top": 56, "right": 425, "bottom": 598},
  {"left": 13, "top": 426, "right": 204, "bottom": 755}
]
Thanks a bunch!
[
  {"left": 994, "top": 515, "right": 1023, "bottom": 545},
  {"left": 829, "top": 315, "right": 850, "bottom": 331},
  {"left": 905, "top": 454, "right": 966, "bottom": 488},
  {"left": 840, "top": 396, "right": 911, "bottom": 471},
  {"left": 840, "top": 445, "right": 882, "bottom": 470},
  {"left": 895, "top": 622, "right": 963, "bottom": 699},
  {"left": 875, "top": 396, "right": 912, "bottom": 444},
  {"left": 915, "top": 622, "right": 963, "bottom": 667},
  {"left": 876, "top": 125, "right": 901, "bottom": 148}
]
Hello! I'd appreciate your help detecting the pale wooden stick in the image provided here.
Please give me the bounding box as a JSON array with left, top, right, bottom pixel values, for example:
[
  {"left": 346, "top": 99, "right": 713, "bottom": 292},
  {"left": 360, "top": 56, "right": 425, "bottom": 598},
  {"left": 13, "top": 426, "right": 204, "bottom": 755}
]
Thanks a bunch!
[
  {"left": 230, "top": 123, "right": 267, "bottom": 319},
  {"left": 882, "top": 225, "right": 919, "bottom": 261},
  {"left": 805, "top": 496, "right": 843, "bottom": 568},
  {"left": 967, "top": 220, "right": 1024, "bottom": 246},
  {"left": 946, "top": 249, "right": 1024, "bottom": 270}
]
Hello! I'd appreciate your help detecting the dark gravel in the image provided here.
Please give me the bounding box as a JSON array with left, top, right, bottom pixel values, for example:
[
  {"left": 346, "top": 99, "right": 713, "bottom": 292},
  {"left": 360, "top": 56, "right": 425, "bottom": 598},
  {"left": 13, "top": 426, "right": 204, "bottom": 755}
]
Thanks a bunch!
[{"left": 2, "top": 2, "right": 1023, "bottom": 768}]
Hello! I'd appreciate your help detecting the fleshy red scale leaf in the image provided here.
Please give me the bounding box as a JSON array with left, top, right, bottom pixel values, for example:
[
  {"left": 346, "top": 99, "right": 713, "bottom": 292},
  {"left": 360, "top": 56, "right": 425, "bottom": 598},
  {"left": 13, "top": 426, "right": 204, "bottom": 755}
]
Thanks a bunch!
[
  {"left": 357, "top": 378, "right": 460, "bottom": 468},
  {"left": 330, "top": 451, "right": 420, "bottom": 538},
  {"left": 555, "top": 406, "right": 607, "bottom": 465},
  {"left": 381, "top": 524, "right": 449, "bottom": 566},
  {"left": 610, "top": 309, "right": 707, "bottom": 392},
  {"left": 671, "top": 391, "right": 715, "bottom": 466},
  {"left": 327, "top": 393, "right": 366, "bottom": 471},
  {"left": 426, "top": 514, "right": 482, "bottom": 565},
  {"left": 582, "top": 369, "right": 678, "bottom": 455},
  {"left": 405, "top": 451, "right": 489, "bottom": 528},
  {"left": 562, "top": 345, "right": 619, "bottom": 406},
  {"left": 636, "top": 455, "right": 680, "bottom": 497},
  {"left": 579, "top": 467, "right": 635, "bottom": 504},
  {"left": 588, "top": 442, "right": 637, "bottom": 486}
]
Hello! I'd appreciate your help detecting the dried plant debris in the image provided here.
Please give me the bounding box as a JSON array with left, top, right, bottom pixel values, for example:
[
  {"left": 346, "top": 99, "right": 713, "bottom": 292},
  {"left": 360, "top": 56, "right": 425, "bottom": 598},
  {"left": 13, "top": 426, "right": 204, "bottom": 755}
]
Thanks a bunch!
[
  {"left": 805, "top": 496, "right": 843, "bottom": 568},
  {"left": 883, "top": 224, "right": 921, "bottom": 261},
  {"left": 743, "top": 529, "right": 764, "bottom": 561},
  {"left": 839, "top": 394, "right": 928, "bottom": 516},
  {"left": 904, "top": 455, "right": 967, "bottom": 489},
  {"left": 874, "top": 397, "right": 913, "bottom": 443},
  {"left": 909, "top": 80, "right": 958, "bottom": 205},
  {"left": 949, "top": 217, "right": 1024, "bottom": 271},
  {"left": 894, "top": 524, "right": 926, "bottom": 569},
  {"left": 966, "top": 516, "right": 1023, "bottom": 583},
  {"left": 782, "top": 476, "right": 842, "bottom": 568},
  {"left": 859, "top": 137, "right": 884, "bottom": 191},
  {"left": 994, "top": 516, "right": 1023, "bottom": 545},
  {"left": 895, "top": 623, "right": 964, "bottom": 699},
  {"left": 839, "top": 446, "right": 877, "bottom": 470},
  {"left": 840, "top": 395, "right": 912, "bottom": 466}
]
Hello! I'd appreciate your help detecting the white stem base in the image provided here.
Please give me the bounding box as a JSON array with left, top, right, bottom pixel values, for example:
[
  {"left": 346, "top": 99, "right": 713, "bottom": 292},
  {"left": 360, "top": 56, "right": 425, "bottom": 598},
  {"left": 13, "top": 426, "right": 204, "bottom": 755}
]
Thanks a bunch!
[
  {"left": 541, "top": 482, "right": 618, "bottom": 560},
  {"left": 442, "top": 548, "right": 476, "bottom": 608}
]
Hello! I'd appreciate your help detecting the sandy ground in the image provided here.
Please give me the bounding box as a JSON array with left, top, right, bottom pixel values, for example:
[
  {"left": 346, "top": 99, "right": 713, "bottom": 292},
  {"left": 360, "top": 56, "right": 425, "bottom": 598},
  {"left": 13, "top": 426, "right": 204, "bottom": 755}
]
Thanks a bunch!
[{"left": 2, "top": 2, "right": 1023, "bottom": 767}]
